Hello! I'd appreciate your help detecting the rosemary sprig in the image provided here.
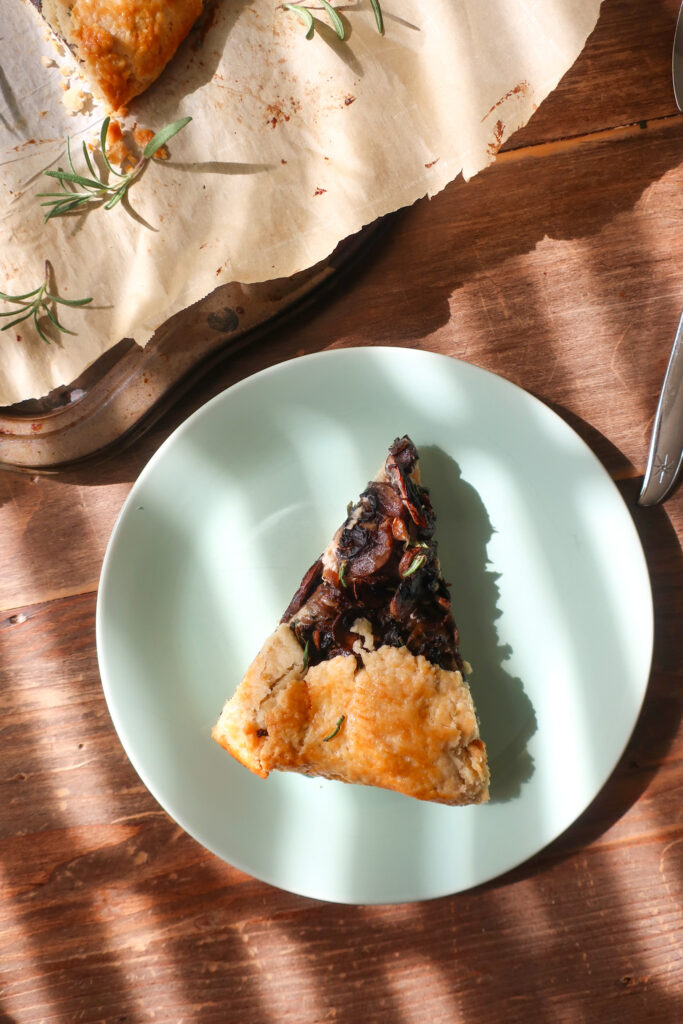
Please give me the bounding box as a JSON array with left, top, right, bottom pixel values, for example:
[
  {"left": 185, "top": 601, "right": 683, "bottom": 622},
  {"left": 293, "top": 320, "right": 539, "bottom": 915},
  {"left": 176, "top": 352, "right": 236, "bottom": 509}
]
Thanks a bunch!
[
  {"left": 0, "top": 261, "right": 92, "bottom": 345},
  {"left": 338, "top": 560, "right": 348, "bottom": 587},
  {"left": 282, "top": 1, "right": 383, "bottom": 41},
  {"left": 302, "top": 640, "right": 310, "bottom": 671},
  {"left": 37, "top": 116, "right": 192, "bottom": 222},
  {"left": 323, "top": 715, "right": 345, "bottom": 741}
]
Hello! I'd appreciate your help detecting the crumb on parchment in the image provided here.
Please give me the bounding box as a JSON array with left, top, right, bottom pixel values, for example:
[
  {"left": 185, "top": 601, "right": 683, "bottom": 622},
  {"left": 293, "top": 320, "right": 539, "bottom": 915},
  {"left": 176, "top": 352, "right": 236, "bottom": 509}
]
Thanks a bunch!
[
  {"left": 133, "top": 126, "right": 155, "bottom": 149},
  {"left": 62, "top": 85, "right": 85, "bottom": 113},
  {"left": 105, "top": 119, "right": 133, "bottom": 167},
  {"left": 132, "top": 125, "right": 169, "bottom": 159}
]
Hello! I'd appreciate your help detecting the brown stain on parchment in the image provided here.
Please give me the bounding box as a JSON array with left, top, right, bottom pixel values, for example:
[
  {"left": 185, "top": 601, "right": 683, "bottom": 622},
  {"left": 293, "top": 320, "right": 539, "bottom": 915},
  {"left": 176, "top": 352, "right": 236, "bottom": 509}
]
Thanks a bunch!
[
  {"left": 265, "top": 96, "right": 302, "bottom": 128},
  {"left": 482, "top": 80, "right": 530, "bottom": 121},
  {"left": 487, "top": 119, "right": 505, "bottom": 158}
]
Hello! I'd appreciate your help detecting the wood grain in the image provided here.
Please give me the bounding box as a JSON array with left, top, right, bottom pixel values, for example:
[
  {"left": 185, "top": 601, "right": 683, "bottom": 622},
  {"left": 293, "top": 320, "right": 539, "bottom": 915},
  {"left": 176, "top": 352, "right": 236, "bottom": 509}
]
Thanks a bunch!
[
  {"left": 0, "top": 1, "right": 681, "bottom": 1021},
  {"left": 509, "top": 0, "right": 683, "bottom": 147}
]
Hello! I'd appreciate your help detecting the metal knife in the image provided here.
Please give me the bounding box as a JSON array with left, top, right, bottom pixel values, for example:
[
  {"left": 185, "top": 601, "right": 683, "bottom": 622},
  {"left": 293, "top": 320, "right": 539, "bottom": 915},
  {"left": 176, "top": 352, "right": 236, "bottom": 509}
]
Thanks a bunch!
[
  {"left": 673, "top": 1, "right": 683, "bottom": 111},
  {"left": 638, "top": 15, "right": 683, "bottom": 506},
  {"left": 638, "top": 311, "right": 683, "bottom": 506}
]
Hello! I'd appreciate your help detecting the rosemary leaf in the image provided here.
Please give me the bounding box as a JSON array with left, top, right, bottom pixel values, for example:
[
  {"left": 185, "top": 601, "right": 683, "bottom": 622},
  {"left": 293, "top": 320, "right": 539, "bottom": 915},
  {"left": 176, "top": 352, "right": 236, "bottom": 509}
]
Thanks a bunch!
[
  {"left": 0, "top": 306, "right": 31, "bottom": 317},
  {"left": 338, "top": 560, "right": 348, "bottom": 587},
  {"left": 81, "top": 139, "right": 98, "bottom": 178},
  {"left": 143, "top": 116, "right": 193, "bottom": 158},
  {"left": 38, "top": 192, "right": 84, "bottom": 202},
  {"left": 32, "top": 308, "right": 52, "bottom": 346},
  {"left": 44, "top": 169, "right": 109, "bottom": 190},
  {"left": 42, "top": 199, "right": 88, "bottom": 222},
  {"left": 283, "top": 3, "right": 315, "bottom": 38},
  {"left": 1, "top": 310, "right": 34, "bottom": 331},
  {"left": 0, "top": 286, "right": 42, "bottom": 302},
  {"left": 45, "top": 293, "right": 93, "bottom": 307},
  {"left": 66, "top": 135, "right": 77, "bottom": 176},
  {"left": 323, "top": 715, "right": 345, "bottom": 742},
  {"left": 370, "top": 0, "right": 384, "bottom": 34},
  {"left": 44, "top": 305, "right": 76, "bottom": 335},
  {"left": 98, "top": 117, "right": 125, "bottom": 178},
  {"left": 302, "top": 640, "right": 310, "bottom": 671},
  {"left": 104, "top": 186, "right": 128, "bottom": 210},
  {"left": 402, "top": 553, "right": 426, "bottom": 577},
  {"left": 319, "top": 0, "right": 345, "bottom": 39}
]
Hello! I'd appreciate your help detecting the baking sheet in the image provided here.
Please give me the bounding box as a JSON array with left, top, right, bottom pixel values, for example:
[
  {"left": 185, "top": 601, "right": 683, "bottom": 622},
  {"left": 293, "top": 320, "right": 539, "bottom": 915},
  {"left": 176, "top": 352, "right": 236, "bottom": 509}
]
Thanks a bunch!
[{"left": 0, "top": 0, "right": 603, "bottom": 404}]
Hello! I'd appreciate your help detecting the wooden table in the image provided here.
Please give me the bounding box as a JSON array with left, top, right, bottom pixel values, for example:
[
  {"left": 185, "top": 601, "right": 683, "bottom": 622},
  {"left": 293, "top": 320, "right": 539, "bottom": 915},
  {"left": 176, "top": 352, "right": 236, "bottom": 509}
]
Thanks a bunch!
[{"left": 1, "top": 2, "right": 682, "bottom": 1020}]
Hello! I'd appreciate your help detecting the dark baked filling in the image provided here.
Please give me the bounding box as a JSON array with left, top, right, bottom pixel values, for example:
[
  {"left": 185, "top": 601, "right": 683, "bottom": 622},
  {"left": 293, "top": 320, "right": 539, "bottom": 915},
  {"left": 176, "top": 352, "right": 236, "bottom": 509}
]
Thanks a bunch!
[{"left": 282, "top": 436, "right": 463, "bottom": 672}]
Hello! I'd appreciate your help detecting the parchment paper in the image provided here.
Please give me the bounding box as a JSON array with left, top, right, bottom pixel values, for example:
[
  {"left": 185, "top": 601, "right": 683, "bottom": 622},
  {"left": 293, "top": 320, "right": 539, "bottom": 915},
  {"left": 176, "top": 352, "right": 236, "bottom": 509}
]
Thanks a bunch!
[{"left": 0, "top": 0, "right": 602, "bottom": 404}]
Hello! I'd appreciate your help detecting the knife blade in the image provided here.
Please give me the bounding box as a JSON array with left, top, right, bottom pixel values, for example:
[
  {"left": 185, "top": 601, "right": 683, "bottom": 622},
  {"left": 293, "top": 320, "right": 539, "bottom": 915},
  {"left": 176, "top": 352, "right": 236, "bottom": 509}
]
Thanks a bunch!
[
  {"left": 638, "top": 311, "right": 683, "bottom": 506},
  {"left": 673, "top": 2, "right": 683, "bottom": 111}
]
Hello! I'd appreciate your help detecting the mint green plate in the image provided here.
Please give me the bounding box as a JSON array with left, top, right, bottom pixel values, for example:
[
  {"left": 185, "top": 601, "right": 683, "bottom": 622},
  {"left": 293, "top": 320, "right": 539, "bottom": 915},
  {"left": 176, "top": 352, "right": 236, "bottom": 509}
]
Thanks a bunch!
[{"left": 96, "top": 348, "right": 653, "bottom": 904}]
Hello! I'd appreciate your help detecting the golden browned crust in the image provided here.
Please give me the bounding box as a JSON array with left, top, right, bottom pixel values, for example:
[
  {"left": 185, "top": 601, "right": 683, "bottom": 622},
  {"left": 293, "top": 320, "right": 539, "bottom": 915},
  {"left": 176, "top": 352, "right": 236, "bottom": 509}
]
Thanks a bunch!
[
  {"left": 40, "top": 0, "right": 203, "bottom": 109},
  {"left": 211, "top": 624, "right": 305, "bottom": 779},
  {"left": 212, "top": 625, "right": 490, "bottom": 806}
]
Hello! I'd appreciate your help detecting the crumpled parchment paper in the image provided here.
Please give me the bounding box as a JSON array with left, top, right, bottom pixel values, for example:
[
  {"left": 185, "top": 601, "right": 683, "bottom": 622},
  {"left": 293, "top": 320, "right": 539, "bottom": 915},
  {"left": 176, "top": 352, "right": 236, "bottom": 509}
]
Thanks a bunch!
[{"left": 0, "top": 0, "right": 602, "bottom": 404}]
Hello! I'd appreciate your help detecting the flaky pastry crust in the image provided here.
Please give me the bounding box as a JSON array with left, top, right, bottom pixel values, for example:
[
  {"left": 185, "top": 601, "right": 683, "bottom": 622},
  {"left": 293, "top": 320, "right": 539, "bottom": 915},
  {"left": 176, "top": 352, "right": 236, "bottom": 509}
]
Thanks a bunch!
[
  {"left": 40, "top": 0, "right": 203, "bottom": 109},
  {"left": 212, "top": 625, "right": 490, "bottom": 806}
]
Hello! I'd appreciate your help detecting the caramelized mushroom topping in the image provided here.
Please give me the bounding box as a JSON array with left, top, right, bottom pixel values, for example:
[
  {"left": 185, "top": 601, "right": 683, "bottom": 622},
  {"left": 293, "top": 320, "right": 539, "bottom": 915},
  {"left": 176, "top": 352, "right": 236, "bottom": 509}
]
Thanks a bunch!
[
  {"left": 281, "top": 557, "right": 323, "bottom": 622},
  {"left": 287, "top": 437, "right": 463, "bottom": 672}
]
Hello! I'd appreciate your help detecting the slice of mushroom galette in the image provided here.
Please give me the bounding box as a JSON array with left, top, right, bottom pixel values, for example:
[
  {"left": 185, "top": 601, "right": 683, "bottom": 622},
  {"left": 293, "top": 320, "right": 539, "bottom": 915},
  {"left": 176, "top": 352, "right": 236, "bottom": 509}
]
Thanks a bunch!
[
  {"left": 212, "top": 436, "right": 490, "bottom": 806},
  {"left": 29, "top": 0, "right": 206, "bottom": 110}
]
